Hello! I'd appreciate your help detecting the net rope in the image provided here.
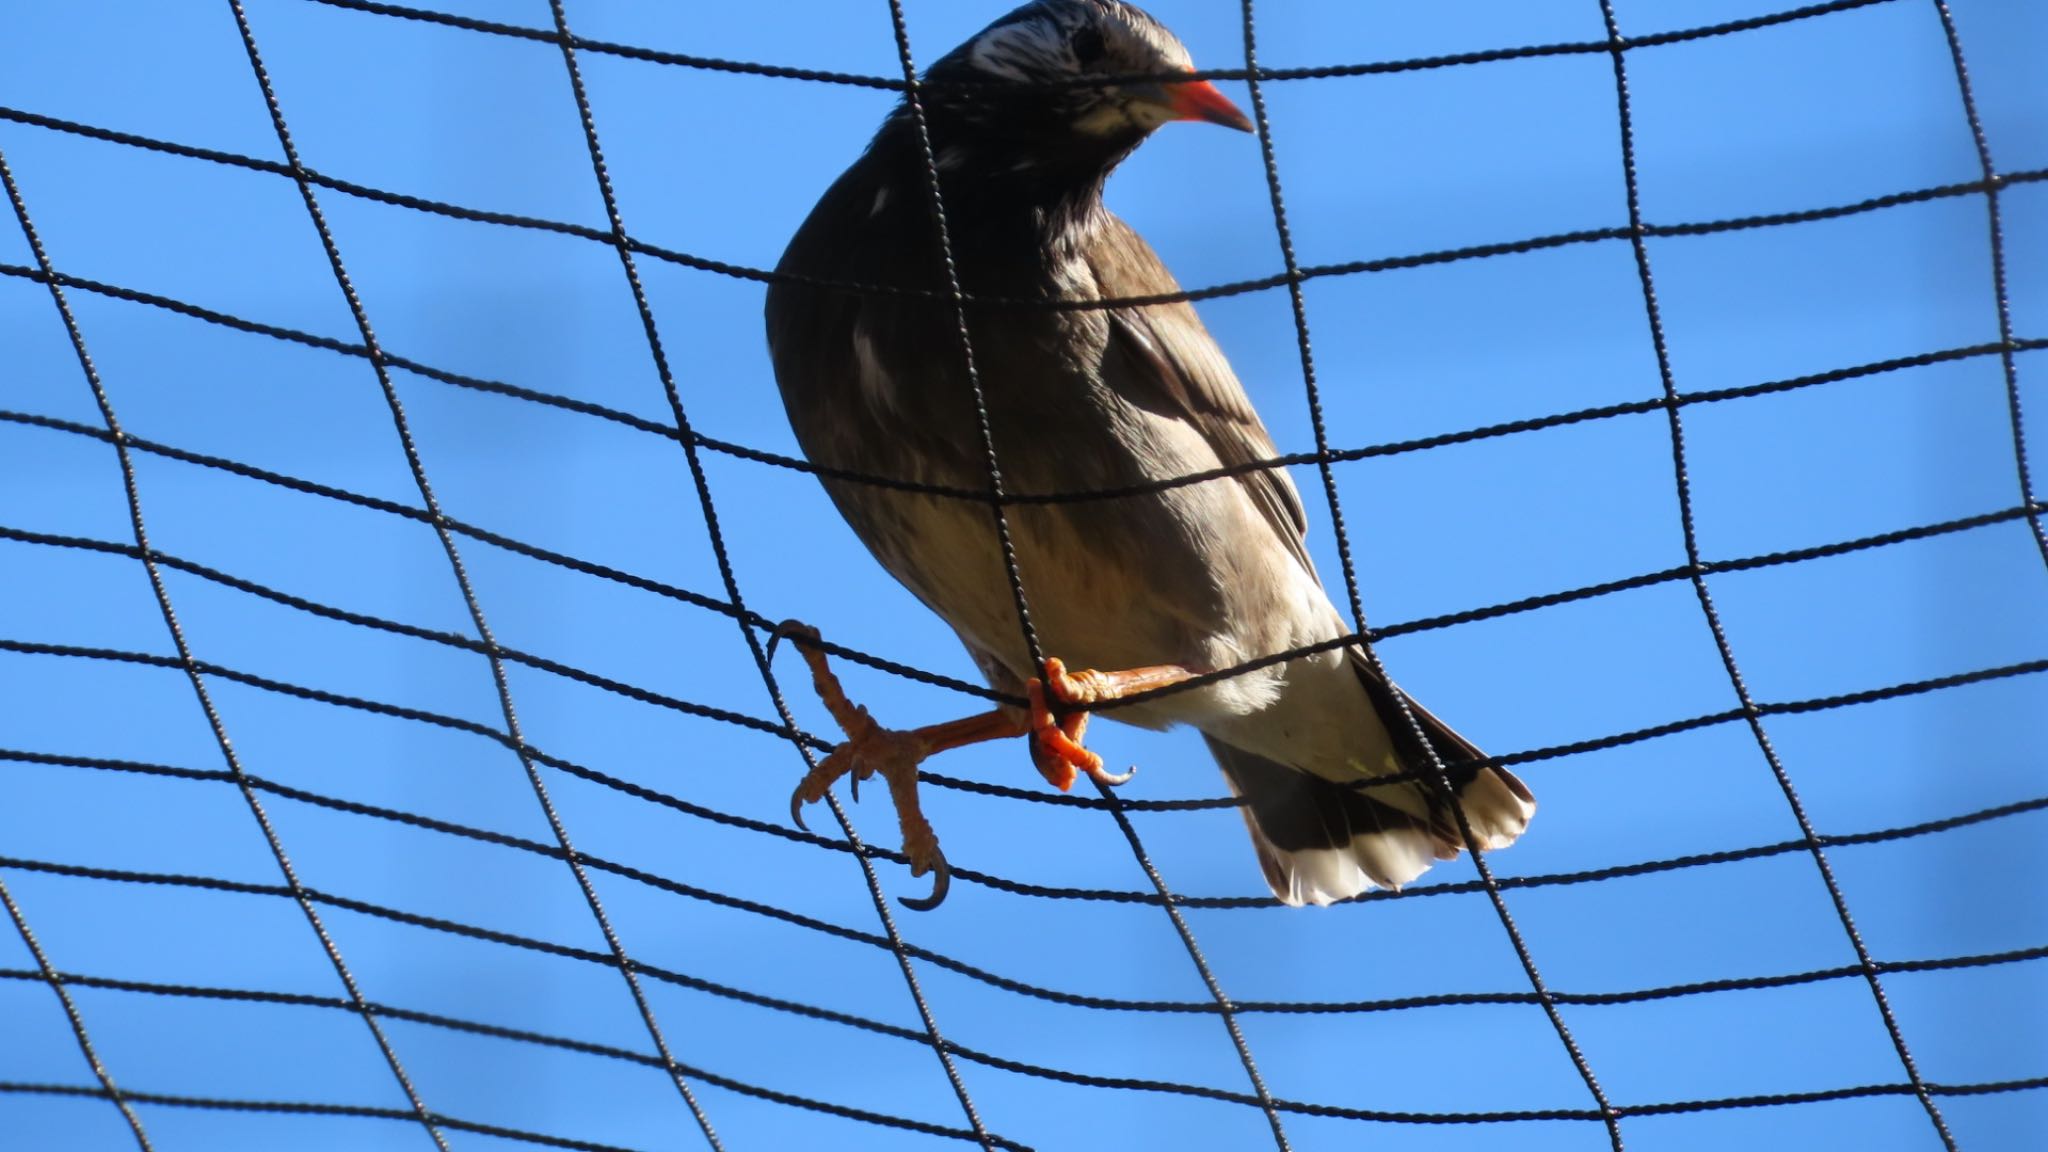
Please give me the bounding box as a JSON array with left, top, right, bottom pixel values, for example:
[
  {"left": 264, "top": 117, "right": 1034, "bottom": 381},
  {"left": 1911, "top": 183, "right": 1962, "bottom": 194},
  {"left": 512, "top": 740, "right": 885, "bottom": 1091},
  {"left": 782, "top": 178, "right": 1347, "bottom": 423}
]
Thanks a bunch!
[{"left": 2, "top": 1, "right": 2041, "bottom": 1149}]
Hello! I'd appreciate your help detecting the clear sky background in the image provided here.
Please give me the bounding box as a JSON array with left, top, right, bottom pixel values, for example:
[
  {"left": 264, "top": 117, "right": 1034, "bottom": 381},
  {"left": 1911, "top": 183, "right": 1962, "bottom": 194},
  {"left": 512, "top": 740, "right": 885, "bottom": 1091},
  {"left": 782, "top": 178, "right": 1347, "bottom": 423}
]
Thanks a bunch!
[{"left": 2, "top": 1, "right": 2045, "bottom": 1150}]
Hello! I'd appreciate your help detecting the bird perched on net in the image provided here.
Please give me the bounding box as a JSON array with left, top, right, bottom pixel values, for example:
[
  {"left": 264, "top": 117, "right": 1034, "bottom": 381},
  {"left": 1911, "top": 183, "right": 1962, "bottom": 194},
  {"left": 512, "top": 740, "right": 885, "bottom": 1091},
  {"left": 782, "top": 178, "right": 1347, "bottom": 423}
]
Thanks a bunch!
[{"left": 765, "top": 0, "right": 1533, "bottom": 909}]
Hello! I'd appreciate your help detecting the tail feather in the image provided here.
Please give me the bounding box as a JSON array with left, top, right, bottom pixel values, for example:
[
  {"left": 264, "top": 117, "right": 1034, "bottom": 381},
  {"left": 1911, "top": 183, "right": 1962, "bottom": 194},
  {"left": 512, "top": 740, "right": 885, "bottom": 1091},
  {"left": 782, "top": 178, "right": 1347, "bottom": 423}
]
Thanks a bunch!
[
  {"left": 1208, "top": 666, "right": 1535, "bottom": 906},
  {"left": 1351, "top": 662, "right": 1536, "bottom": 851},
  {"left": 1209, "top": 736, "right": 1443, "bottom": 905}
]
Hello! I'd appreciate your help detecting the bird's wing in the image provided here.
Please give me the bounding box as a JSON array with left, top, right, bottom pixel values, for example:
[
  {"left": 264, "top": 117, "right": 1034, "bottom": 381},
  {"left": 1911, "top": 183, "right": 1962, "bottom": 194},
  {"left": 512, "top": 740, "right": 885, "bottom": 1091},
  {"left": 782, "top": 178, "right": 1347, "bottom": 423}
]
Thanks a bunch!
[{"left": 1088, "top": 216, "right": 1318, "bottom": 582}]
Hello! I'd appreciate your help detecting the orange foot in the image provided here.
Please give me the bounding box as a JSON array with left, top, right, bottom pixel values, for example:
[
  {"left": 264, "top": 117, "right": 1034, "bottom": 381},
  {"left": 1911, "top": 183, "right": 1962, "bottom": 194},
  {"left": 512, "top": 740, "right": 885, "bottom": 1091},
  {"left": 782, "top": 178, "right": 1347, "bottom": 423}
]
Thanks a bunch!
[
  {"left": 771, "top": 621, "right": 1193, "bottom": 909},
  {"left": 788, "top": 712, "right": 948, "bottom": 904},
  {"left": 775, "top": 622, "right": 961, "bottom": 910}
]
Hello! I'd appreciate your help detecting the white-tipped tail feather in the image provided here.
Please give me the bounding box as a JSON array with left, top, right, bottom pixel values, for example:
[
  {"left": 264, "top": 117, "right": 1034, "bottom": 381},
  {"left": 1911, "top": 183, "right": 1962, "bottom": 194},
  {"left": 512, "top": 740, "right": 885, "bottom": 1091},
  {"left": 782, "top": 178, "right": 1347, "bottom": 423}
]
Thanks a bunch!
[
  {"left": 1258, "top": 831, "right": 1445, "bottom": 908},
  {"left": 1458, "top": 764, "right": 1539, "bottom": 851},
  {"left": 1209, "top": 734, "right": 1536, "bottom": 908}
]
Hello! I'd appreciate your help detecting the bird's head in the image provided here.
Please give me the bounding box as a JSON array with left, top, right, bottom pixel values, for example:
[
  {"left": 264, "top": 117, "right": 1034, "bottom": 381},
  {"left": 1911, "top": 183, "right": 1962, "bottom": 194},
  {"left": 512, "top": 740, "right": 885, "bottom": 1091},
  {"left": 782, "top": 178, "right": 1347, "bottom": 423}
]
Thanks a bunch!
[{"left": 906, "top": 1, "right": 1250, "bottom": 200}]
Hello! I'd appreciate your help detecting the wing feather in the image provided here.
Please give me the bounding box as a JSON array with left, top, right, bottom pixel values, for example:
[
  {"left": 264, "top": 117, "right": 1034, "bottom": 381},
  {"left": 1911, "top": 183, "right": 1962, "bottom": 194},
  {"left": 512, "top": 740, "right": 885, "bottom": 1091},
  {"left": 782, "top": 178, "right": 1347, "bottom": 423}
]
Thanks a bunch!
[{"left": 1087, "top": 216, "right": 1318, "bottom": 581}]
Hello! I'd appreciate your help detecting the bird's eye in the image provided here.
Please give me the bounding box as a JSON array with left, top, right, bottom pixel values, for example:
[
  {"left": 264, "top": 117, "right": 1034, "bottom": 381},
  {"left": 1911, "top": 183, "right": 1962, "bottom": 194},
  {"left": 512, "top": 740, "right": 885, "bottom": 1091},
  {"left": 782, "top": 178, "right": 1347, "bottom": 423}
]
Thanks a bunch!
[{"left": 1071, "top": 27, "right": 1106, "bottom": 65}]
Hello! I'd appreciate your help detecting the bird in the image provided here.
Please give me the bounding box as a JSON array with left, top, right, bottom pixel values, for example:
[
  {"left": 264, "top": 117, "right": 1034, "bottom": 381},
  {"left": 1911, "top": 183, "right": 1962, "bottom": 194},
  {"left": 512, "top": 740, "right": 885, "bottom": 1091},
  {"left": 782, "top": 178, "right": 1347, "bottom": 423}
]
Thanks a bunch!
[{"left": 764, "top": 0, "right": 1534, "bottom": 909}]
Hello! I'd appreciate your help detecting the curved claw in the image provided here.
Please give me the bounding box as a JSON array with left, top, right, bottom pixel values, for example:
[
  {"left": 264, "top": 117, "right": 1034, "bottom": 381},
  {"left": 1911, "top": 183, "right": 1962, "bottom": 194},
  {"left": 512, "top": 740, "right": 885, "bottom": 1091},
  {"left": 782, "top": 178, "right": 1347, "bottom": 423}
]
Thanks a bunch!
[
  {"left": 1092, "top": 763, "right": 1139, "bottom": 787},
  {"left": 789, "top": 791, "right": 810, "bottom": 833},
  {"left": 765, "top": 618, "right": 816, "bottom": 665},
  {"left": 896, "top": 846, "right": 952, "bottom": 912}
]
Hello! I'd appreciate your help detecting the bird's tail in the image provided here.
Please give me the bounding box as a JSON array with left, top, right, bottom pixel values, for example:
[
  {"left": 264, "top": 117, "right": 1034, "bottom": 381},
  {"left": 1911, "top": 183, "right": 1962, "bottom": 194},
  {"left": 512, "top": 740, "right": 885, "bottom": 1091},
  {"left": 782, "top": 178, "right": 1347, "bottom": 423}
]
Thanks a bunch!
[{"left": 1207, "top": 676, "right": 1534, "bottom": 907}]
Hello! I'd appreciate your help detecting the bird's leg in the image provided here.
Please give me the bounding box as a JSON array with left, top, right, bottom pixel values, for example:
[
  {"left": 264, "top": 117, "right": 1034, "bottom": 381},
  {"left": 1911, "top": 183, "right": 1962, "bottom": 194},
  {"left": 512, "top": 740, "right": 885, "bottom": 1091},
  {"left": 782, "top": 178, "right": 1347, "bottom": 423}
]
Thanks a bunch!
[
  {"left": 775, "top": 622, "right": 1030, "bottom": 909},
  {"left": 772, "top": 624, "right": 1197, "bottom": 905},
  {"left": 1026, "top": 657, "right": 1194, "bottom": 792}
]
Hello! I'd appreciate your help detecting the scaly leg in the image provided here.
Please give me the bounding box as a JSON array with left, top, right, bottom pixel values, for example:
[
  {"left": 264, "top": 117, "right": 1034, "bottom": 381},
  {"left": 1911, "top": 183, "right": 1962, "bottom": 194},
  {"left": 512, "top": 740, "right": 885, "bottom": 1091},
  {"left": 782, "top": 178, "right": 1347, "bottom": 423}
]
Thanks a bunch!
[
  {"left": 1027, "top": 657, "right": 1195, "bottom": 791},
  {"left": 776, "top": 623, "right": 1026, "bottom": 909},
  {"left": 773, "top": 622, "right": 1194, "bottom": 908}
]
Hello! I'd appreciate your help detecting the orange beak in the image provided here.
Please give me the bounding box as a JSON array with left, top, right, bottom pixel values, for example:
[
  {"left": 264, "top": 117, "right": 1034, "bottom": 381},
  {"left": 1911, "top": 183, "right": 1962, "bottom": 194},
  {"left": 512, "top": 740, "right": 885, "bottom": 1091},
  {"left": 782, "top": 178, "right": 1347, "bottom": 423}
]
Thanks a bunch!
[{"left": 1153, "top": 74, "right": 1255, "bottom": 133}]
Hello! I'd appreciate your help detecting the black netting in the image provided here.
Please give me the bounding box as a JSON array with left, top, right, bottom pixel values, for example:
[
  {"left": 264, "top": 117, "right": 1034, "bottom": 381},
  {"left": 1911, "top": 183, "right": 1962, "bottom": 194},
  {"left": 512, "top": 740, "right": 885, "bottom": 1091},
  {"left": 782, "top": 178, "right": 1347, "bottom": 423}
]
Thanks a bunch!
[{"left": 2, "top": 2, "right": 2041, "bottom": 1149}]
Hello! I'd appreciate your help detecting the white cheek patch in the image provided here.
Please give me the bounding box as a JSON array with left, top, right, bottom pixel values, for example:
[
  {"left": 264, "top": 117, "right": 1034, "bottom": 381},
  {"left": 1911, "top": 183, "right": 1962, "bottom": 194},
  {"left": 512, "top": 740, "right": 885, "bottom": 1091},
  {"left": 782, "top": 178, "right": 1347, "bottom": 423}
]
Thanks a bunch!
[
  {"left": 1125, "top": 98, "right": 1177, "bottom": 131},
  {"left": 1072, "top": 98, "right": 1135, "bottom": 136}
]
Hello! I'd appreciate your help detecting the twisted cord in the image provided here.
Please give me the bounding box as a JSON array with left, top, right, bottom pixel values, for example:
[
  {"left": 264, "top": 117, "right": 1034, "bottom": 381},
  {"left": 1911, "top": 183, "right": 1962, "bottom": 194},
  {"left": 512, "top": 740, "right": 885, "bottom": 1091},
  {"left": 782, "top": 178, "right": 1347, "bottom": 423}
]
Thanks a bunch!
[
  {"left": 1596, "top": 2, "right": 1954, "bottom": 1144},
  {"left": 1, "top": 2, "right": 2037, "bottom": 1146},
  {"left": 224, "top": 2, "right": 724, "bottom": 1142},
  {"left": 0, "top": 129, "right": 451, "bottom": 1151},
  {"left": 1929, "top": 1, "right": 2048, "bottom": 570},
  {"left": 540, "top": 0, "right": 999, "bottom": 1144},
  {"left": 880, "top": 2, "right": 1290, "bottom": 1146},
  {"left": 1236, "top": 3, "right": 1624, "bottom": 1145},
  {"left": 0, "top": 875, "right": 152, "bottom": 1149}
]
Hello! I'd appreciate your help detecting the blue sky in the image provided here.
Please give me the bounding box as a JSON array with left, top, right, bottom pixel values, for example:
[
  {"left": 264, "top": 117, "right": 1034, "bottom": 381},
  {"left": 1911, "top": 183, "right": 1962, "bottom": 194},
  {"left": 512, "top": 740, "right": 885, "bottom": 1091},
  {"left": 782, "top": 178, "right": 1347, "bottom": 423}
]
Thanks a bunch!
[{"left": 2, "top": 1, "right": 2045, "bottom": 1150}]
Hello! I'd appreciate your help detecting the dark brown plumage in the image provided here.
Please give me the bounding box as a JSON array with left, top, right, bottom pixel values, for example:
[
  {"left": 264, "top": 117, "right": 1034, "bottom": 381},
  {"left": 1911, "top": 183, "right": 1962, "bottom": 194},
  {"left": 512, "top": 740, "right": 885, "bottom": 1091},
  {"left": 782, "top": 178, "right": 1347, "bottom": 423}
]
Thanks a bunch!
[{"left": 767, "top": 0, "right": 1533, "bottom": 907}]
